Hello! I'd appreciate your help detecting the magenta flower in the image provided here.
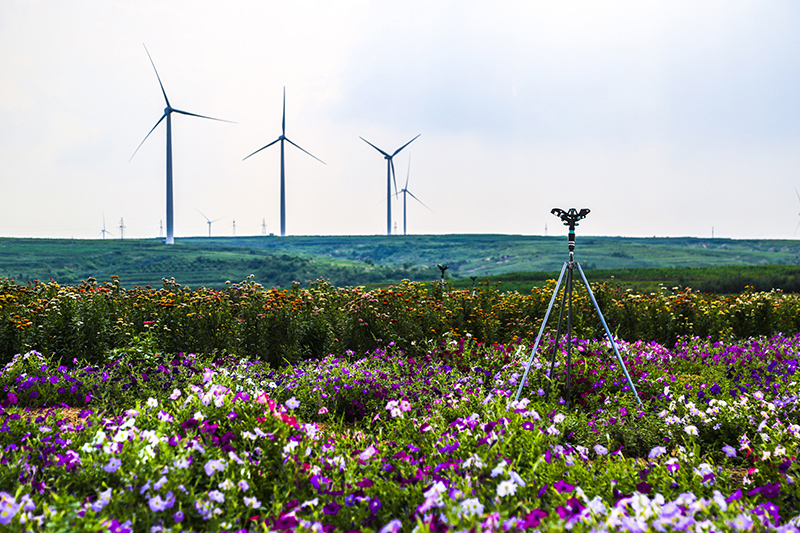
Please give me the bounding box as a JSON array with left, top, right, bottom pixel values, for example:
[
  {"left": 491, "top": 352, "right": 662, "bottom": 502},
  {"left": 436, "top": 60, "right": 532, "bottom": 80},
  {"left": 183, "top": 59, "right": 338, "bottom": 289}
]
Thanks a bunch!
[
  {"left": 323, "top": 501, "right": 342, "bottom": 515},
  {"left": 553, "top": 479, "right": 575, "bottom": 494}
]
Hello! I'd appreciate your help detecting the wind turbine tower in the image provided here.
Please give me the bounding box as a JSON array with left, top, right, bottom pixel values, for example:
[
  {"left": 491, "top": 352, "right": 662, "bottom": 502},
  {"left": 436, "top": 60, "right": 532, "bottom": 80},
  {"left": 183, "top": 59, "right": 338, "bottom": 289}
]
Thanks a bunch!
[
  {"left": 397, "top": 156, "right": 432, "bottom": 236},
  {"left": 361, "top": 134, "right": 420, "bottom": 235},
  {"left": 243, "top": 88, "right": 325, "bottom": 237},
  {"left": 130, "top": 44, "right": 234, "bottom": 245},
  {"left": 99, "top": 214, "right": 113, "bottom": 239},
  {"left": 196, "top": 209, "right": 220, "bottom": 237}
]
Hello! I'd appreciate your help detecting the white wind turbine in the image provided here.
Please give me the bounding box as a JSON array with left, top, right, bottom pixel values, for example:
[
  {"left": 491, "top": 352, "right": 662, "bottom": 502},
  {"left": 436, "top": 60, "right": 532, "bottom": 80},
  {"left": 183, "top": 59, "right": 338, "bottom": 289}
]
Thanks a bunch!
[
  {"left": 397, "top": 156, "right": 432, "bottom": 235},
  {"left": 243, "top": 88, "right": 325, "bottom": 237},
  {"left": 130, "top": 44, "right": 234, "bottom": 245},
  {"left": 99, "top": 214, "right": 114, "bottom": 240},
  {"left": 196, "top": 209, "right": 221, "bottom": 238},
  {"left": 361, "top": 134, "right": 420, "bottom": 235}
]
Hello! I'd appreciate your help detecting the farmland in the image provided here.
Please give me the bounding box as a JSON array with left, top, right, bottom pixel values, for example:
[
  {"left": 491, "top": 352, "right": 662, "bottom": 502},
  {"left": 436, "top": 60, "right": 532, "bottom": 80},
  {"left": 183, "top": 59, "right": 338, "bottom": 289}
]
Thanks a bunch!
[
  {"left": 1, "top": 244, "right": 800, "bottom": 531},
  {"left": 2, "top": 234, "right": 800, "bottom": 290}
]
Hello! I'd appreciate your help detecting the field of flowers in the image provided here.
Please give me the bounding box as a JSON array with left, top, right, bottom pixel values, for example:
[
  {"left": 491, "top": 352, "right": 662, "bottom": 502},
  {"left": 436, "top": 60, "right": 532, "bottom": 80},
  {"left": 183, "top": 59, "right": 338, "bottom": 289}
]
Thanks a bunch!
[
  {"left": 3, "top": 276, "right": 800, "bottom": 368},
  {"left": 1, "top": 329, "right": 799, "bottom": 531}
]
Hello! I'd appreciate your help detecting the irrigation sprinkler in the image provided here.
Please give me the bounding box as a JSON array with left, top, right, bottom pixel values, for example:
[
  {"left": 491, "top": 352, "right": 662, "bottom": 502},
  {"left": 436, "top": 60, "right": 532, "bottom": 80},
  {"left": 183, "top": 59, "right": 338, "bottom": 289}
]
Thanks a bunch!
[
  {"left": 471, "top": 276, "right": 478, "bottom": 296},
  {"left": 514, "top": 208, "right": 642, "bottom": 408},
  {"left": 437, "top": 264, "right": 449, "bottom": 289}
]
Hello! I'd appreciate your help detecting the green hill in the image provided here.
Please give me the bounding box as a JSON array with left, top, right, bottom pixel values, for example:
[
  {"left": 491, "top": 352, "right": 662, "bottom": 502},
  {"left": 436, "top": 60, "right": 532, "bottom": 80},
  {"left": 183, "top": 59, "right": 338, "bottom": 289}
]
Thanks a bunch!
[{"left": 1, "top": 234, "right": 800, "bottom": 291}]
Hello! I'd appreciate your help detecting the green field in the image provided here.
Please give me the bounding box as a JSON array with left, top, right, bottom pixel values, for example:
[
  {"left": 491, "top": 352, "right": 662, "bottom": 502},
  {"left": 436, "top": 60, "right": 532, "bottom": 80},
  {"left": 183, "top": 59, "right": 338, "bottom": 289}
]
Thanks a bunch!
[{"left": 2, "top": 234, "right": 800, "bottom": 291}]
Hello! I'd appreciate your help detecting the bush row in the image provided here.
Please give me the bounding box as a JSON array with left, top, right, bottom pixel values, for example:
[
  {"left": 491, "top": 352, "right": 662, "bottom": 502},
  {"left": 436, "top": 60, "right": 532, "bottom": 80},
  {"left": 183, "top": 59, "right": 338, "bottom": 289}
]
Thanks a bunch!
[{"left": 2, "top": 275, "right": 800, "bottom": 366}]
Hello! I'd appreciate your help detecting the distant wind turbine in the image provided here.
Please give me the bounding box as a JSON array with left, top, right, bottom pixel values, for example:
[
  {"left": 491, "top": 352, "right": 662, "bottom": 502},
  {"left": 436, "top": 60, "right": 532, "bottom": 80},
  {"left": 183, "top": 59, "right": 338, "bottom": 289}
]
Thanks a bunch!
[
  {"left": 196, "top": 209, "right": 221, "bottom": 238},
  {"left": 99, "top": 214, "right": 114, "bottom": 240},
  {"left": 397, "top": 156, "right": 432, "bottom": 236},
  {"left": 130, "top": 44, "right": 234, "bottom": 245},
  {"left": 243, "top": 88, "right": 325, "bottom": 237},
  {"left": 361, "top": 134, "right": 420, "bottom": 235}
]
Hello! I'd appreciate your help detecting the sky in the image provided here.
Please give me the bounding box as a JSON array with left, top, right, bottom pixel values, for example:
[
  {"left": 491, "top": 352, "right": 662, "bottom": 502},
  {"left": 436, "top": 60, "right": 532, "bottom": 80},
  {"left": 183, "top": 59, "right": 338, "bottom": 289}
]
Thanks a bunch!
[{"left": 2, "top": 1, "right": 800, "bottom": 240}]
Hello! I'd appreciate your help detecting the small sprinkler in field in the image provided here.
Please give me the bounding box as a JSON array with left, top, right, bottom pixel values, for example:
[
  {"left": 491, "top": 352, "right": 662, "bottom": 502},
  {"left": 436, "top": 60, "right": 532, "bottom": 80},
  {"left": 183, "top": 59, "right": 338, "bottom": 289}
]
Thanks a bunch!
[
  {"left": 471, "top": 276, "right": 478, "bottom": 296},
  {"left": 514, "top": 208, "right": 642, "bottom": 410},
  {"left": 437, "top": 264, "right": 448, "bottom": 289}
]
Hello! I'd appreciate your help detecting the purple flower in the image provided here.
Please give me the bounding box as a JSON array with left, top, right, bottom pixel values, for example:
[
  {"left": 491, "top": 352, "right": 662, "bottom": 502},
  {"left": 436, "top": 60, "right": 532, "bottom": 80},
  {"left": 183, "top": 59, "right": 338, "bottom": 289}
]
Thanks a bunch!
[
  {"left": 104, "top": 457, "right": 122, "bottom": 473},
  {"left": 648, "top": 446, "right": 666, "bottom": 459},
  {"left": 594, "top": 444, "right": 608, "bottom": 456},
  {"left": 0, "top": 494, "right": 19, "bottom": 525},
  {"left": 369, "top": 498, "right": 382, "bottom": 514},
  {"left": 204, "top": 459, "right": 225, "bottom": 476},
  {"left": 323, "top": 501, "right": 342, "bottom": 515},
  {"left": 356, "top": 478, "right": 374, "bottom": 489},
  {"left": 728, "top": 513, "right": 754, "bottom": 530},
  {"left": 173, "top": 510, "right": 184, "bottom": 523},
  {"left": 553, "top": 479, "right": 575, "bottom": 494},
  {"left": 148, "top": 494, "right": 171, "bottom": 512},
  {"left": 722, "top": 444, "right": 737, "bottom": 458},
  {"left": 104, "top": 519, "right": 133, "bottom": 533}
]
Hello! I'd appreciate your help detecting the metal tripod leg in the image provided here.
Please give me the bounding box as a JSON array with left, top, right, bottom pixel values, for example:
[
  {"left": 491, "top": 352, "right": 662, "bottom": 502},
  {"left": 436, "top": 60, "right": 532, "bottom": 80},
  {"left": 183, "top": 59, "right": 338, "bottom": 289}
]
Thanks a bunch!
[
  {"left": 514, "top": 262, "right": 567, "bottom": 402},
  {"left": 575, "top": 262, "right": 642, "bottom": 406},
  {"left": 544, "top": 267, "right": 569, "bottom": 400},
  {"left": 514, "top": 261, "right": 643, "bottom": 407}
]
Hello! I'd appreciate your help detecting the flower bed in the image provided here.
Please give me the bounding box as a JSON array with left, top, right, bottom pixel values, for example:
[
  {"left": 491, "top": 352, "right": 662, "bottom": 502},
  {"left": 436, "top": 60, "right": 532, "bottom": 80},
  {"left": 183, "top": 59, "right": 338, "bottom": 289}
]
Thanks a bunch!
[{"left": 0, "top": 335, "right": 799, "bottom": 531}]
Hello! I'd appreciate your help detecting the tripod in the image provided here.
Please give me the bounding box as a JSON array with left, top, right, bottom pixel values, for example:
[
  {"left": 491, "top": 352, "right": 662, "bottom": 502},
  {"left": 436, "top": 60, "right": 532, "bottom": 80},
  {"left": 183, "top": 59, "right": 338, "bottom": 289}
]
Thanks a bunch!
[{"left": 514, "top": 208, "right": 642, "bottom": 408}]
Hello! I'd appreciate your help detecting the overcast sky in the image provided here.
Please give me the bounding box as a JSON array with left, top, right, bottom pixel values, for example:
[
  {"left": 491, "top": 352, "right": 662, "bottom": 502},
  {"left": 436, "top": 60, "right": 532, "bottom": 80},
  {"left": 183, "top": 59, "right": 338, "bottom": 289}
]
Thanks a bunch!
[{"left": 2, "top": 1, "right": 800, "bottom": 240}]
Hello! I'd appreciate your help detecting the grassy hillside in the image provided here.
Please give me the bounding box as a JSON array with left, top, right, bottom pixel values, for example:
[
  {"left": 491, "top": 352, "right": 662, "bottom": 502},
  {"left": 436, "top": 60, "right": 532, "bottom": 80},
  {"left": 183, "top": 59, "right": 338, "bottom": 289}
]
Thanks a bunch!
[{"left": 1, "top": 234, "right": 800, "bottom": 290}]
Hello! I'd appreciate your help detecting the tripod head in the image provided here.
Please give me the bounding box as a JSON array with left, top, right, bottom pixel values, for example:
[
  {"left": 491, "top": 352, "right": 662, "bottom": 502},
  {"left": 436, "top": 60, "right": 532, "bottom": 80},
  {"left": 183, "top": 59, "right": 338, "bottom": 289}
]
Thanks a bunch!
[{"left": 551, "top": 208, "right": 590, "bottom": 261}]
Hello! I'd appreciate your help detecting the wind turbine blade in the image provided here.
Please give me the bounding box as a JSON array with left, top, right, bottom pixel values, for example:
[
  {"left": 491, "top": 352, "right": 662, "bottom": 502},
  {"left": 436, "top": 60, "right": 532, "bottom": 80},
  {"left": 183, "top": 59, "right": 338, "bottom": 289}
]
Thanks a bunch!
[
  {"left": 285, "top": 138, "right": 326, "bottom": 164},
  {"left": 196, "top": 208, "right": 210, "bottom": 222},
  {"left": 143, "top": 44, "right": 170, "bottom": 107},
  {"left": 360, "top": 137, "right": 390, "bottom": 157},
  {"left": 243, "top": 137, "right": 281, "bottom": 160},
  {"left": 282, "top": 87, "right": 286, "bottom": 136},
  {"left": 390, "top": 159, "right": 398, "bottom": 196},
  {"left": 407, "top": 190, "right": 434, "bottom": 212},
  {"left": 405, "top": 155, "right": 411, "bottom": 189},
  {"left": 392, "top": 134, "right": 421, "bottom": 157},
  {"left": 796, "top": 188, "right": 800, "bottom": 204},
  {"left": 130, "top": 113, "right": 167, "bottom": 161},
  {"left": 172, "top": 109, "right": 236, "bottom": 123}
]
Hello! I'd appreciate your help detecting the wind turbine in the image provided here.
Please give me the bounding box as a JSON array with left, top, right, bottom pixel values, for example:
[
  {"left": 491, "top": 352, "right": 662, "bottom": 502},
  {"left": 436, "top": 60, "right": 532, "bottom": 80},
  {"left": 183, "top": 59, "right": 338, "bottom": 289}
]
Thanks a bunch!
[
  {"left": 99, "top": 214, "right": 114, "bottom": 240},
  {"left": 243, "top": 88, "right": 325, "bottom": 237},
  {"left": 196, "top": 209, "right": 221, "bottom": 238},
  {"left": 397, "top": 156, "right": 432, "bottom": 236},
  {"left": 360, "top": 134, "right": 420, "bottom": 235},
  {"left": 130, "top": 44, "right": 234, "bottom": 245}
]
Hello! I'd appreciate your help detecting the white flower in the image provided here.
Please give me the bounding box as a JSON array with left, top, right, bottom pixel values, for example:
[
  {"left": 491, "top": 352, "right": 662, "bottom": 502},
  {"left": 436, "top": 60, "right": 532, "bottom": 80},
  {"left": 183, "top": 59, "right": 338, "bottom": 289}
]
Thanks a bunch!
[
  {"left": 286, "top": 396, "right": 300, "bottom": 410},
  {"left": 244, "top": 496, "right": 261, "bottom": 509},
  {"left": 684, "top": 425, "right": 699, "bottom": 436},
  {"left": 496, "top": 480, "right": 517, "bottom": 497},
  {"left": 508, "top": 470, "right": 527, "bottom": 487},
  {"left": 146, "top": 397, "right": 158, "bottom": 408},
  {"left": 490, "top": 460, "right": 507, "bottom": 478},
  {"left": 460, "top": 498, "right": 484, "bottom": 516}
]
